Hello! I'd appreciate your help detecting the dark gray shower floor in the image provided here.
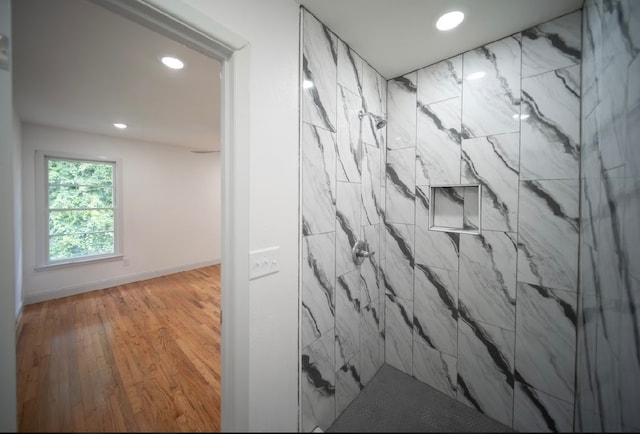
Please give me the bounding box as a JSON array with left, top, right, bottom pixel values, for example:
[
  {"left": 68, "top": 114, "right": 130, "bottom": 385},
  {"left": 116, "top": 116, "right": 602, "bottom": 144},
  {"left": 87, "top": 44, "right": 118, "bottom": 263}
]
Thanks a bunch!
[{"left": 327, "top": 364, "right": 515, "bottom": 433}]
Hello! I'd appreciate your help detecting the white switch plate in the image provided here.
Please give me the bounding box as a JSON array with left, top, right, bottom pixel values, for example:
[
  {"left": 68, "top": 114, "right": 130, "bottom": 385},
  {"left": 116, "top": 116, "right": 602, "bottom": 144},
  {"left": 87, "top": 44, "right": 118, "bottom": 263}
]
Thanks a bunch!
[{"left": 249, "top": 246, "right": 280, "bottom": 280}]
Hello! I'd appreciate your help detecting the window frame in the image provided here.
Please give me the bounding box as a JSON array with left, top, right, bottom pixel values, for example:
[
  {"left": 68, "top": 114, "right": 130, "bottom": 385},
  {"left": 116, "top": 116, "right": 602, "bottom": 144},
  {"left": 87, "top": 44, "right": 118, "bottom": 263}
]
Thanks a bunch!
[{"left": 35, "top": 150, "right": 123, "bottom": 269}]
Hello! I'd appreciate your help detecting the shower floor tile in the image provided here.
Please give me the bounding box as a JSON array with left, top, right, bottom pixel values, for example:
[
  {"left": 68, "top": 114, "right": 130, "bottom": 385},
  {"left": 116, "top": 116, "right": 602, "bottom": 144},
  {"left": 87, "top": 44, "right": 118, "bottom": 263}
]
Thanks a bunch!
[{"left": 327, "top": 364, "right": 515, "bottom": 433}]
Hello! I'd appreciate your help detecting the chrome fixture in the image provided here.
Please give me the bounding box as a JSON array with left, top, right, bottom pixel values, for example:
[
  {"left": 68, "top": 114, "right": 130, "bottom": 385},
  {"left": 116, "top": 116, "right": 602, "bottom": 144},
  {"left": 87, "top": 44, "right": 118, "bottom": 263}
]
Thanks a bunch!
[
  {"left": 352, "top": 240, "right": 375, "bottom": 265},
  {"left": 358, "top": 111, "right": 387, "bottom": 129}
]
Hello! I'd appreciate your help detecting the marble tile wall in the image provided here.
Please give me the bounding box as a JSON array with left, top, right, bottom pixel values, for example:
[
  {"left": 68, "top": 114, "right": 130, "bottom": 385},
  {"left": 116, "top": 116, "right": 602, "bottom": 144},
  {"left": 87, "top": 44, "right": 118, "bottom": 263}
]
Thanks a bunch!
[
  {"left": 300, "top": 8, "right": 387, "bottom": 432},
  {"left": 575, "top": 1, "right": 640, "bottom": 432},
  {"left": 383, "top": 10, "right": 583, "bottom": 432},
  {"left": 300, "top": 3, "right": 640, "bottom": 432}
]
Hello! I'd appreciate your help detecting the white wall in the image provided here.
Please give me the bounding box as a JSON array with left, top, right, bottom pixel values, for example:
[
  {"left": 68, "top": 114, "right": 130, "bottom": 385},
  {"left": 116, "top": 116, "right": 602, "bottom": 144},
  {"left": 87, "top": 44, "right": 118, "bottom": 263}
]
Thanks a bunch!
[
  {"left": 0, "top": 0, "right": 18, "bottom": 430},
  {"left": 13, "top": 110, "right": 22, "bottom": 318},
  {"left": 155, "top": 0, "right": 301, "bottom": 431},
  {"left": 21, "top": 123, "right": 221, "bottom": 303}
]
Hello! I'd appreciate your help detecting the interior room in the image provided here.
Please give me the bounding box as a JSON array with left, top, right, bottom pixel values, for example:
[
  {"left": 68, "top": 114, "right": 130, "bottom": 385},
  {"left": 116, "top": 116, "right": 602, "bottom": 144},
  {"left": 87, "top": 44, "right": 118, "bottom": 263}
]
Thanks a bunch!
[
  {"left": 0, "top": 0, "right": 638, "bottom": 432},
  {"left": 8, "top": 0, "right": 223, "bottom": 430},
  {"left": 13, "top": 0, "right": 222, "bottom": 306}
]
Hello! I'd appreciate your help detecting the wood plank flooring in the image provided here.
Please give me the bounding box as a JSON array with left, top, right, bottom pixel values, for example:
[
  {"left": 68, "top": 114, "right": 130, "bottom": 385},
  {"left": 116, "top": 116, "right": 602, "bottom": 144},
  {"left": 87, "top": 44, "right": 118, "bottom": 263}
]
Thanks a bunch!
[{"left": 16, "top": 265, "right": 221, "bottom": 432}]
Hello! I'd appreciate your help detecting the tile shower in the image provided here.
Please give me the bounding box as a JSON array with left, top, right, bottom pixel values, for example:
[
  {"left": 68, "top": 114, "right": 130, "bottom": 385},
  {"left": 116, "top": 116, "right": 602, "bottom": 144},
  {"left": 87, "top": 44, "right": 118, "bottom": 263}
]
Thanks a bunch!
[
  {"left": 300, "top": 1, "right": 640, "bottom": 432},
  {"left": 384, "top": 10, "right": 581, "bottom": 431},
  {"left": 300, "top": 9, "right": 387, "bottom": 432}
]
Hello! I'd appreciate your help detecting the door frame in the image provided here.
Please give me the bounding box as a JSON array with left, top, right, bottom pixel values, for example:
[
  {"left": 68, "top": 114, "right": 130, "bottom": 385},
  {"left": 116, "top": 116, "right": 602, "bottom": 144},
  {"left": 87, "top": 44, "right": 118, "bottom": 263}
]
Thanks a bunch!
[{"left": 92, "top": 0, "right": 251, "bottom": 430}]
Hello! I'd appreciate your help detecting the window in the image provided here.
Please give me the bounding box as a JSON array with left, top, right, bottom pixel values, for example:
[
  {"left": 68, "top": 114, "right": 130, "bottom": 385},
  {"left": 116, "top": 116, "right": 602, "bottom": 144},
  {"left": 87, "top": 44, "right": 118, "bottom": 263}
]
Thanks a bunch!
[{"left": 36, "top": 151, "right": 122, "bottom": 267}]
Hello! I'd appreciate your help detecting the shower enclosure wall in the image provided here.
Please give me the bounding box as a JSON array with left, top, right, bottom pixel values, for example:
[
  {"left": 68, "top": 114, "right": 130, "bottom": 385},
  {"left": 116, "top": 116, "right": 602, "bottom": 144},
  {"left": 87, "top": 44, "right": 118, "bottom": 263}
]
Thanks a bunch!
[
  {"left": 300, "top": 8, "right": 387, "bottom": 432},
  {"left": 384, "top": 11, "right": 582, "bottom": 431},
  {"left": 300, "top": 1, "right": 640, "bottom": 432},
  {"left": 576, "top": 0, "right": 640, "bottom": 431}
]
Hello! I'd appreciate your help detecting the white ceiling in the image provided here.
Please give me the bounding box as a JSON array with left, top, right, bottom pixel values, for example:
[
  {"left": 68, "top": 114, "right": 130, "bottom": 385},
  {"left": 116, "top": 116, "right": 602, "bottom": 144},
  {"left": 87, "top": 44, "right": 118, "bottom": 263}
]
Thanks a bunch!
[
  {"left": 13, "top": 0, "right": 221, "bottom": 151},
  {"left": 13, "top": 0, "right": 584, "bottom": 149},
  {"left": 297, "top": 0, "right": 584, "bottom": 79}
]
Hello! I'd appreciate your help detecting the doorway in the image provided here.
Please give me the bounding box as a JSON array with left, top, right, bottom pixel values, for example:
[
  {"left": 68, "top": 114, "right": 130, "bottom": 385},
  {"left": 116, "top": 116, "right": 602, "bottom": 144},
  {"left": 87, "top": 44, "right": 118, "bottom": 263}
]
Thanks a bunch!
[{"left": 7, "top": 0, "right": 251, "bottom": 430}]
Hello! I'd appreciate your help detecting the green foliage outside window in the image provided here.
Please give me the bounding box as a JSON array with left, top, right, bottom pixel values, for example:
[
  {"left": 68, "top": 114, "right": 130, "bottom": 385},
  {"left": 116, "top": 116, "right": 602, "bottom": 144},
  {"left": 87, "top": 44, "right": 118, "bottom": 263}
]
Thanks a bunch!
[{"left": 47, "top": 158, "right": 116, "bottom": 261}]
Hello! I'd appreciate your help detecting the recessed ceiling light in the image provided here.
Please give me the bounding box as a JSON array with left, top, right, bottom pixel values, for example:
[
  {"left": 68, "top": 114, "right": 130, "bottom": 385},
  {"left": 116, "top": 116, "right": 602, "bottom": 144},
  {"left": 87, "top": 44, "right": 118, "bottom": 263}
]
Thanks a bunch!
[
  {"left": 436, "top": 11, "right": 465, "bottom": 31},
  {"left": 113, "top": 123, "right": 127, "bottom": 129},
  {"left": 302, "top": 79, "right": 314, "bottom": 89},
  {"left": 161, "top": 56, "right": 184, "bottom": 70},
  {"left": 466, "top": 71, "right": 486, "bottom": 81}
]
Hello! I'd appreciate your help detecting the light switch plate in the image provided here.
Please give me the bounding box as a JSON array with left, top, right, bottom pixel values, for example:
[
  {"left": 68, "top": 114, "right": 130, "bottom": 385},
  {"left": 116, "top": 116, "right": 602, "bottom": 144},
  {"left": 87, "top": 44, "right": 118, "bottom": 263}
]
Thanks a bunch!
[{"left": 249, "top": 246, "right": 280, "bottom": 280}]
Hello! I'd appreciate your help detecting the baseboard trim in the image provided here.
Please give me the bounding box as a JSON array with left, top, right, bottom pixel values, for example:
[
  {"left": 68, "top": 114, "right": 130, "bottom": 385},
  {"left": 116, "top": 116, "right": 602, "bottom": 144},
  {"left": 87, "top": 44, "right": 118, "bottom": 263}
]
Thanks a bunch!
[{"left": 24, "top": 258, "right": 221, "bottom": 305}]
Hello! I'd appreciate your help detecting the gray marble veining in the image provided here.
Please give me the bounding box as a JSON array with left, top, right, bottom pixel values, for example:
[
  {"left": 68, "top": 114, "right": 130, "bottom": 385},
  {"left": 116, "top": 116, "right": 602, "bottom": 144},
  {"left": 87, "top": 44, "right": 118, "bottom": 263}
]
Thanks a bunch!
[
  {"left": 580, "top": 116, "right": 601, "bottom": 251},
  {"left": 624, "top": 176, "right": 640, "bottom": 281},
  {"left": 457, "top": 307, "right": 515, "bottom": 427},
  {"left": 521, "top": 10, "right": 582, "bottom": 78},
  {"left": 619, "top": 277, "right": 640, "bottom": 430},
  {"left": 462, "top": 35, "right": 522, "bottom": 138},
  {"left": 415, "top": 186, "right": 460, "bottom": 272},
  {"left": 360, "top": 224, "right": 380, "bottom": 306},
  {"left": 377, "top": 261, "right": 387, "bottom": 331},
  {"left": 362, "top": 63, "right": 387, "bottom": 149},
  {"left": 302, "top": 233, "right": 336, "bottom": 348},
  {"left": 417, "top": 55, "right": 462, "bottom": 105},
  {"left": 336, "top": 85, "right": 363, "bottom": 183},
  {"left": 385, "top": 293, "right": 413, "bottom": 375},
  {"left": 360, "top": 302, "right": 383, "bottom": 385},
  {"left": 459, "top": 231, "right": 517, "bottom": 331},
  {"left": 515, "top": 282, "right": 577, "bottom": 403},
  {"left": 387, "top": 72, "right": 417, "bottom": 150},
  {"left": 361, "top": 144, "right": 381, "bottom": 226},
  {"left": 599, "top": 0, "right": 637, "bottom": 171},
  {"left": 336, "top": 182, "right": 361, "bottom": 278},
  {"left": 520, "top": 65, "right": 581, "bottom": 180},
  {"left": 513, "top": 382, "right": 574, "bottom": 432},
  {"left": 575, "top": 292, "right": 599, "bottom": 415},
  {"left": 594, "top": 296, "right": 623, "bottom": 431},
  {"left": 413, "top": 263, "right": 458, "bottom": 356},
  {"left": 413, "top": 340, "right": 458, "bottom": 399},
  {"left": 378, "top": 188, "right": 386, "bottom": 261},
  {"left": 461, "top": 133, "right": 519, "bottom": 232},
  {"left": 627, "top": 54, "right": 640, "bottom": 179},
  {"left": 596, "top": 168, "right": 626, "bottom": 301},
  {"left": 463, "top": 187, "right": 480, "bottom": 231},
  {"left": 302, "top": 10, "right": 337, "bottom": 132},
  {"left": 337, "top": 39, "right": 362, "bottom": 97},
  {"left": 302, "top": 122, "right": 337, "bottom": 236},
  {"left": 302, "top": 330, "right": 336, "bottom": 432},
  {"left": 384, "top": 223, "right": 414, "bottom": 301},
  {"left": 573, "top": 4, "right": 640, "bottom": 430},
  {"left": 416, "top": 97, "right": 463, "bottom": 185},
  {"left": 386, "top": 148, "right": 416, "bottom": 224},
  {"left": 517, "top": 179, "right": 579, "bottom": 292},
  {"left": 335, "top": 269, "right": 361, "bottom": 369},
  {"left": 582, "top": 1, "right": 601, "bottom": 118},
  {"left": 598, "top": 42, "right": 640, "bottom": 434},
  {"left": 336, "top": 353, "right": 362, "bottom": 416},
  {"left": 362, "top": 62, "right": 386, "bottom": 117}
]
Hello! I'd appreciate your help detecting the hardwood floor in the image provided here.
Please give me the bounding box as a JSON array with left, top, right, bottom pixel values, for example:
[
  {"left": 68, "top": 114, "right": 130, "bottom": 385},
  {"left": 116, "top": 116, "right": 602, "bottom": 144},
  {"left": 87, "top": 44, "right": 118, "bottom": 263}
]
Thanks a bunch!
[{"left": 16, "top": 265, "right": 221, "bottom": 432}]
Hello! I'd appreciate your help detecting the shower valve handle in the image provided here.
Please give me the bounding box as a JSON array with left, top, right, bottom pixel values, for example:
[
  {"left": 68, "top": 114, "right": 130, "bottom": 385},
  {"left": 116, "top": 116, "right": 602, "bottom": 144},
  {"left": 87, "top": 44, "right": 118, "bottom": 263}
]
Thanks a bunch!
[
  {"left": 355, "top": 248, "right": 375, "bottom": 258},
  {"left": 352, "top": 240, "right": 375, "bottom": 265}
]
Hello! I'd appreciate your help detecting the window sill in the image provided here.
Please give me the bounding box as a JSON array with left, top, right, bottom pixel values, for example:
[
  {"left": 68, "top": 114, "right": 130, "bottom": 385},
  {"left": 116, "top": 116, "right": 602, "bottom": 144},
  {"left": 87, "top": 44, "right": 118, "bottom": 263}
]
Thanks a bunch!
[{"left": 35, "top": 254, "right": 124, "bottom": 271}]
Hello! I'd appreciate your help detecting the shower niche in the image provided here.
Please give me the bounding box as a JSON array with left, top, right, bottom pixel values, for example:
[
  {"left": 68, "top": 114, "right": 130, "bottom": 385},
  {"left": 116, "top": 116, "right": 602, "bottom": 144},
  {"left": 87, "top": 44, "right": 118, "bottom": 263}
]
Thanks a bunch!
[{"left": 429, "top": 184, "right": 481, "bottom": 235}]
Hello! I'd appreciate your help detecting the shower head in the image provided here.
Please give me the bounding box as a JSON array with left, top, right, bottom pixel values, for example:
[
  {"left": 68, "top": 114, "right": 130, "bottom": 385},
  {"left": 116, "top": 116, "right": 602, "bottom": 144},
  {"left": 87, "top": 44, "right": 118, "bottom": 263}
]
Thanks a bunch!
[{"left": 358, "top": 111, "right": 387, "bottom": 129}]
